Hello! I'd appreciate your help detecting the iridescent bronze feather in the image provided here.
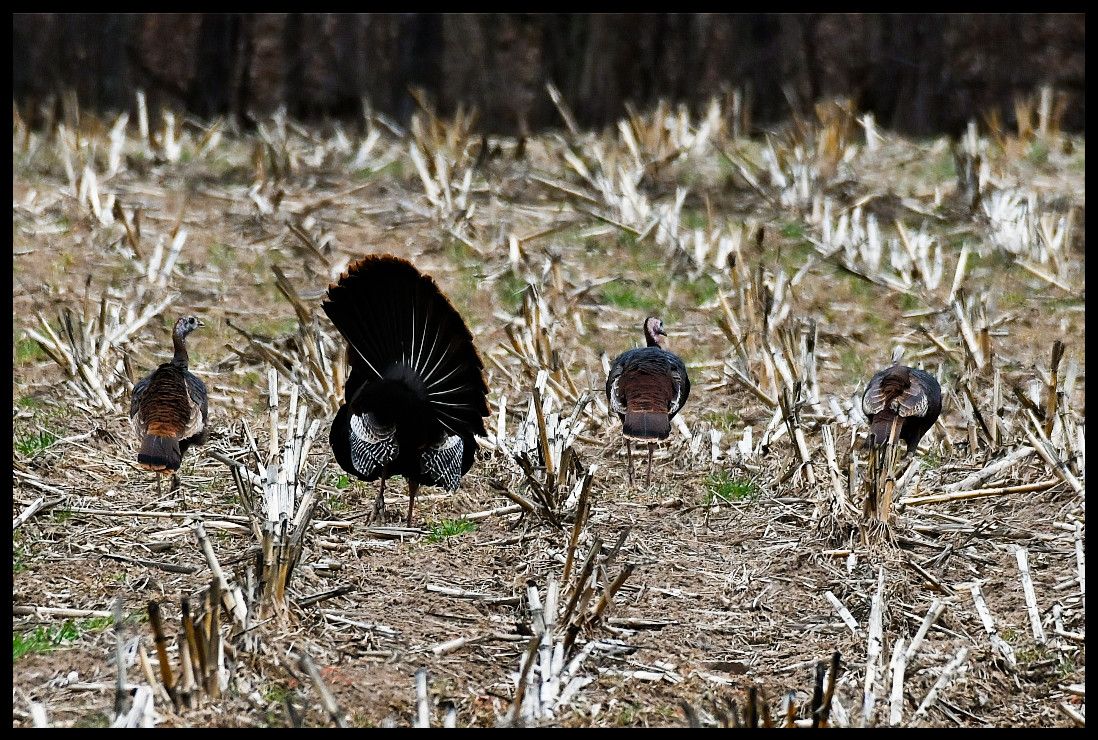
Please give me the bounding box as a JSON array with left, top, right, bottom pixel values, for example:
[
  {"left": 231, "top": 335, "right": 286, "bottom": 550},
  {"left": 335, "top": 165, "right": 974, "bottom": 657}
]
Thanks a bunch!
[
  {"left": 130, "top": 316, "right": 208, "bottom": 485},
  {"left": 605, "top": 316, "right": 691, "bottom": 486},
  {"left": 861, "top": 364, "right": 942, "bottom": 454}
]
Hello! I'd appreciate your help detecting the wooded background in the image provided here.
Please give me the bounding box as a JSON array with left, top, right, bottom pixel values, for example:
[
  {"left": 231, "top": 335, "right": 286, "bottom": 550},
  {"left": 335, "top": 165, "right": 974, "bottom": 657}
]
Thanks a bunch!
[{"left": 12, "top": 13, "right": 1086, "bottom": 135}]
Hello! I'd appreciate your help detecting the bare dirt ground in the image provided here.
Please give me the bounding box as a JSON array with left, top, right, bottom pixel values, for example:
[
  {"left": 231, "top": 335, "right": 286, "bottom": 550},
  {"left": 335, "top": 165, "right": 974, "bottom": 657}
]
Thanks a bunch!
[{"left": 12, "top": 96, "right": 1085, "bottom": 727}]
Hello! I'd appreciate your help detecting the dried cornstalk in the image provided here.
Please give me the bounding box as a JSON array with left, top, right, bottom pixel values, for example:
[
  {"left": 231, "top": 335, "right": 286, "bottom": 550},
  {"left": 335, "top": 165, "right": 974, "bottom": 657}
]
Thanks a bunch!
[
  {"left": 414, "top": 668, "right": 431, "bottom": 727},
  {"left": 887, "top": 637, "right": 907, "bottom": 726},
  {"left": 218, "top": 374, "right": 328, "bottom": 621},
  {"left": 860, "top": 568, "right": 885, "bottom": 726},
  {"left": 1074, "top": 523, "right": 1085, "bottom": 605},
  {"left": 969, "top": 583, "right": 1016, "bottom": 668},
  {"left": 952, "top": 299, "right": 985, "bottom": 370},
  {"left": 911, "top": 648, "right": 969, "bottom": 724},
  {"left": 942, "top": 446, "right": 1035, "bottom": 492},
  {"left": 904, "top": 478, "right": 1059, "bottom": 507},
  {"left": 904, "top": 599, "right": 946, "bottom": 663},
  {"left": 1044, "top": 341, "right": 1065, "bottom": 437},
  {"left": 825, "top": 591, "right": 861, "bottom": 635},
  {"left": 298, "top": 652, "right": 349, "bottom": 728},
  {"left": 1024, "top": 426, "right": 1083, "bottom": 493},
  {"left": 1014, "top": 548, "right": 1046, "bottom": 644}
]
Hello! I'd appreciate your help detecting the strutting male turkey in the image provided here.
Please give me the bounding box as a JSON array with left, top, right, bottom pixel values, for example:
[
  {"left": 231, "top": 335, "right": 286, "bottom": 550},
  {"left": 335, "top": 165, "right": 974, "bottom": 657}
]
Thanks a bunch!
[
  {"left": 130, "top": 316, "right": 209, "bottom": 496},
  {"left": 323, "top": 255, "right": 489, "bottom": 526},
  {"left": 605, "top": 316, "right": 691, "bottom": 486},
  {"left": 861, "top": 364, "right": 942, "bottom": 455}
]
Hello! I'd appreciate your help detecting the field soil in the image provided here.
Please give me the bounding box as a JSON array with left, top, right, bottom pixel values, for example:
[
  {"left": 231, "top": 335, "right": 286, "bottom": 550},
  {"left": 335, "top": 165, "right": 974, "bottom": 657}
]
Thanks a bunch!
[{"left": 12, "top": 101, "right": 1085, "bottom": 727}]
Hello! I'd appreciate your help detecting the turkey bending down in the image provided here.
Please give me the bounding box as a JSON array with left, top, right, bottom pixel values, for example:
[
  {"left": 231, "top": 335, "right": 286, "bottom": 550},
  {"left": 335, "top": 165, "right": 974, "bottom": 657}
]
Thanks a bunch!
[
  {"left": 130, "top": 316, "right": 209, "bottom": 498},
  {"left": 861, "top": 364, "right": 942, "bottom": 455},
  {"left": 605, "top": 316, "right": 691, "bottom": 486},
  {"left": 323, "top": 255, "right": 489, "bottom": 526}
]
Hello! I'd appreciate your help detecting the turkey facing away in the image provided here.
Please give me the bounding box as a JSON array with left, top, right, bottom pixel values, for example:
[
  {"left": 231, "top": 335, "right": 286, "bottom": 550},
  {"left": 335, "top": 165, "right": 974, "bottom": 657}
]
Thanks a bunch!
[
  {"left": 130, "top": 316, "right": 209, "bottom": 495},
  {"left": 861, "top": 364, "right": 942, "bottom": 455},
  {"left": 605, "top": 316, "right": 691, "bottom": 486},
  {"left": 323, "top": 255, "right": 489, "bottom": 526}
]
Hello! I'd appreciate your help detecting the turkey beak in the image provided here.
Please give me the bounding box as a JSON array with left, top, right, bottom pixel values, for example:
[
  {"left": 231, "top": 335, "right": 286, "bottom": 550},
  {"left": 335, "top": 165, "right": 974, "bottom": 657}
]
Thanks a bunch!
[
  {"left": 657, "top": 327, "right": 667, "bottom": 336},
  {"left": 197, "top": 319, "right": 206, "bottom": 328}
]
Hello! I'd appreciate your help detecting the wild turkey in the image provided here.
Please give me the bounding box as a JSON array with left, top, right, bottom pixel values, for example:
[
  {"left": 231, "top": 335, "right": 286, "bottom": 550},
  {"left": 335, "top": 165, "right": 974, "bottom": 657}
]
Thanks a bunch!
[
  {"left": 861, "top": 364, "right": 942, "bottom": 454},
  {"left": 323, "top": 255, "right": 489, "bottom": 526},
  {"left": 130, "top": 316, "right": 209, "bottom": 495},
  {"left": 605, "top": 316, "right": 691, "bottom": 486}
]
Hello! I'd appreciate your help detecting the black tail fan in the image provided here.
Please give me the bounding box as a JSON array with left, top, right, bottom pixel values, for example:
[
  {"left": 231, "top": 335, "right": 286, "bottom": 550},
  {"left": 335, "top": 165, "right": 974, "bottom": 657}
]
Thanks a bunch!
[
  {"left": 138, "top": 435, "right": 182, "bottom": 472},
  {"left": 322, "top": 255, "right": 489, "bottom": 438},
  {"left": 623, "top": 411, "right": 671, "bottom": 440}
]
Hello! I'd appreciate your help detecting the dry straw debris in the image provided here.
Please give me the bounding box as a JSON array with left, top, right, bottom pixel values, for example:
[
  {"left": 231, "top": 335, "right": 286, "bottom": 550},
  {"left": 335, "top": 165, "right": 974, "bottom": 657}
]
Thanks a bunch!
[{"left": 12, "top": 83, "right": 1084, "bottom": 727}]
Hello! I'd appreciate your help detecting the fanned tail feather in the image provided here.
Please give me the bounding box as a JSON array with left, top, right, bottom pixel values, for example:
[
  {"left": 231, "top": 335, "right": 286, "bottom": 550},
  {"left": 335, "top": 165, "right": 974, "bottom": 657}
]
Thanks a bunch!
[
  {"left": 623, "top": 412, "right": 671, "bottom": 440},
  {"left": 323, "top": 255, "right": 489, "bottom": 438},
  {"left": 138, "top": 435, "right": 182, "bottom": 472},
  {"left": 869, "top": 411, "right": 901, "bottom": 447}
]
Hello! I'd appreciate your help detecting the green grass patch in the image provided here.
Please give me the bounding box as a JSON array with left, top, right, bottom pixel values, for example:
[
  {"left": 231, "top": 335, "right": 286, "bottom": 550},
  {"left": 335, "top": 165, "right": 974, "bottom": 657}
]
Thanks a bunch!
[
  {"left": 262, "top": 682, "right": 294, "bottom": 704},
  {"left": 12, "top": 534, "right": 29, "bottom": 574},
  {"left": 705, "top": 472, "right": 758, "bottom": 504},
  {"left": 601, "top": 282, "right": 660, "bottom": 312},
  {"left": 1042, "top": 295, "right": 1086, "bottom": 311},
  {"left": 12, "top": 617, "right": 112, "bottom": 661},
  {"left": 355, "top": 158, "right": 405, "bottom": 182},
  {"left": 780, "top": 221, "right": 806, "bottom": 239},
  {"left": 703, "top": 409, "right": 741, "bottom": 431},
  {"left": 15, "top": 429, "right": 57, "bottom": 457},
  {"left": 999, "top": 289, "right": 1028, "bottom": 308},
  {"left": 241, "top": 370, "right": 262, "bottom": 388},
  {"left": 685, "top": 274, "right": 719, "bottom": 305},
  {"left": 72, "top": 713, "right": 112, "bottom": 728},
  {"left": 496, "top": 271, "right": 529, "bottom": 314},
  {"left": 614, "top": 703, "right": 640, "bottom": 726},
  {"left": 681, "top": 208, "right": 708, "bottom": 231},
  {"left": 208, "top": 242, "right": 235, "bottom": 271},
  {"left": 775, "top": 237, "right": 816, "bottom": 273},
  {"left": 838, "top": 268, "right": 876, "bottom": 300},
  {"left": 327, "top": 475, "right": 351, "bottom": 513},
  {"left": 1057, "top": 655, "right": 1078, "bottom": 679},
  {"left": 839, "top": 345, "right": 869, "bottom": 384},
  {"left": 82, "top": 616, "right": 114, "bottom": 631},
  {"left": 1026, "top": 140, "right": 1050, "bottom": 167},
  {"left": 616, "top": 231, "right": 640, "bottom": 251},
  {"left": 929, "top": 148, "right": 957, "bottom": 182},
  {"left": 248, "top": 316, "right": 299, "bottom": 338},
  {"left": 15, "top": 336, "right": 45, "bottom": 364},
  {"left": 260, "top": 682, "right": 296, "bottom": 727},
  {"left": 16, "top": 395, "right": 44, "bottom": 410},
  {"left": 899, "top": 292, "right": 921, "bottom": 311},
  {"left": 426, "top": 518, "right": 476, "bottom": 543},
  {"left": 920, "top": 449, "right": 943, "bottom": 470}
]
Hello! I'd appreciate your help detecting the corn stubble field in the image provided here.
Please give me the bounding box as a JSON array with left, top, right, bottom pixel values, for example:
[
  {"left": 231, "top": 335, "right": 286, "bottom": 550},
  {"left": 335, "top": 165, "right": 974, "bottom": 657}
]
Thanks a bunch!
[{"left": 12, "top": 88, "right": 1085, "bottom": 728}]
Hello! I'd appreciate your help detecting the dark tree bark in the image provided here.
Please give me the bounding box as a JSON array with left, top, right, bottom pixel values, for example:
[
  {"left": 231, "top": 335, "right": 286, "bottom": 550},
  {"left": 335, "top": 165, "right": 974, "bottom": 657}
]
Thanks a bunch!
[{"left": 11, "top": 13, "right": 1085, "bottom": 135}]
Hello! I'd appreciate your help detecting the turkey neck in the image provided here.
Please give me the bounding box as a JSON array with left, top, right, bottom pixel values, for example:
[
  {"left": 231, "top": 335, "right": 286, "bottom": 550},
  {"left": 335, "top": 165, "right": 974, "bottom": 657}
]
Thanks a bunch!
[
  {"left": 172, "top": 329, "right": 190, "bottom": 367},
  {"left": 644, "top": 326, "right": 665, "bottom": 348}
]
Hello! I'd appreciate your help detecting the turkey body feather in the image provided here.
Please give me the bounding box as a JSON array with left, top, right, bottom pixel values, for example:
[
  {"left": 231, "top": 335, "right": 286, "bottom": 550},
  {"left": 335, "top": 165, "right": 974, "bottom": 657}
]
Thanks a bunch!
[
  {"left": 862, "top": 365, "right": 942, "bottom": 454},
  {"left": 606, "top": 347, "right": 690, "bottom": 440},
  {"left": 130, "top": 317, "right": 208, "bottom": 474},
  {"left": 323, "top": 255, "right": 488, "bottom": 523},
  {"left": 605, "top": 316, "right": 691, "bottom": 486}
]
